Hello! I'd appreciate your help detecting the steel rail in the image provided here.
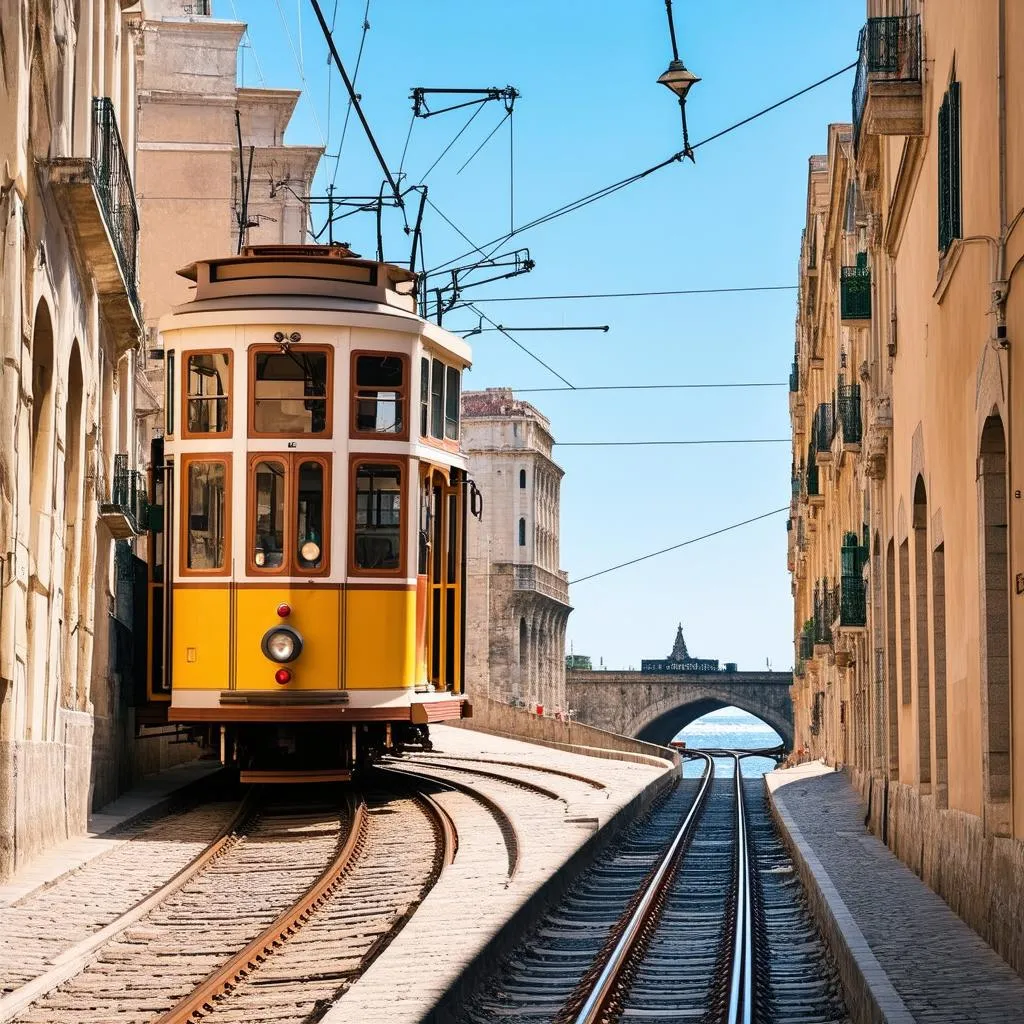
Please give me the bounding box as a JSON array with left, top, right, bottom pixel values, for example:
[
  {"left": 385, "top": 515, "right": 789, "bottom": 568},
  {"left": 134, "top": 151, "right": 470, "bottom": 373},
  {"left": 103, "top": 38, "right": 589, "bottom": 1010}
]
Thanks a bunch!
[
  {"left": 154, "top": 793, "right": 368, "bottom": 1024},
  {"left": 570, "top": 752, "right": 714, "bottom": 1024},
  {"left": 726, "top": 752, "right": 755, "bottom": 1024},
  {"left": 0, "top": 788, "right": 258, "bottom": 1024}
]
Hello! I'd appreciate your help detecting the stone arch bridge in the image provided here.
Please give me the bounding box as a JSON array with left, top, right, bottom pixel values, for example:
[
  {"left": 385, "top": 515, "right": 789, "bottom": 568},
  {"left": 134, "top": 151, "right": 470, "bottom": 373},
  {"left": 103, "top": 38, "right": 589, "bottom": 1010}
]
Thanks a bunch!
[{"left": 566, "top": 669, "right": 794, "bottom": 750}]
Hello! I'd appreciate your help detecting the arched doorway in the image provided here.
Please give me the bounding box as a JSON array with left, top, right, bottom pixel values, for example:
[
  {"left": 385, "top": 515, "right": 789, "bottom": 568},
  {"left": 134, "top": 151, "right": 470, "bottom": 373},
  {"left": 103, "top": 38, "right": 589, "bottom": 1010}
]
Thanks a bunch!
[{"left": 62, "top": 342, "right": 85, "bottom": 710}]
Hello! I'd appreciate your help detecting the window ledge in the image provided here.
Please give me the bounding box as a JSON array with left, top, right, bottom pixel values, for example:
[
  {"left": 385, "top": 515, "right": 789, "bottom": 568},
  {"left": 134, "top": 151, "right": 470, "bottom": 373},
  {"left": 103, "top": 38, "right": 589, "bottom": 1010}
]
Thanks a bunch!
[{"left": 933, "top": 238, "right": 965, "bottom": 304}]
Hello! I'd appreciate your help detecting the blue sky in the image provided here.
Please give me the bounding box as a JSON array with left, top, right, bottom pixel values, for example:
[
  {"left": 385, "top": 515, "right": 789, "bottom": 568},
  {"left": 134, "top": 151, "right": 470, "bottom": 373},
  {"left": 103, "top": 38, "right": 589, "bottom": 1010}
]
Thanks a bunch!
[{"left": 223, "top": 1, "right": 864, "bottom": 672}]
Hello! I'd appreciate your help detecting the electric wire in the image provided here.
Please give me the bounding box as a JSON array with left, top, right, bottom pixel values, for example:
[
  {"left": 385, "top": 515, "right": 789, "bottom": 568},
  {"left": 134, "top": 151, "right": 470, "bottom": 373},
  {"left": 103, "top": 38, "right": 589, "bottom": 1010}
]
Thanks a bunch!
[
  {"left": 274, "top": 0, "right": 327, "bottom": 145},
  {"left": 570, "top": 507, "right": 788, "bottom": 585},
  {"left": 427, "top": 61, "right": 858, "bottom": 275},
  {"left": 470, "top": 285, "right": 797, "bottom": 302},
  {"left": 555, "top": 438, "right": 789, "bottom": 447},
  {"left": 513, "top": 382, "right": 786, "bottom": 392},
  {"left": 329, "top": 0, "right": 373, "bottom": 189},
  {"left": 456, "top": 110, "right": 511, "bottom": 175},
  {"left": 419, "top": 101, "right": 488, "bottom": 182}
]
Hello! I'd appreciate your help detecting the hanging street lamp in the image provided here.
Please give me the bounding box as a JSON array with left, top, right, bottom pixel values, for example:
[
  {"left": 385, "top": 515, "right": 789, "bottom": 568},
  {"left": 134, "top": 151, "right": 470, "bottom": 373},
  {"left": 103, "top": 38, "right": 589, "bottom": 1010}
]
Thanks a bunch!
[{"left": 658, "top": 0, "right": 700, "bottom": 160}]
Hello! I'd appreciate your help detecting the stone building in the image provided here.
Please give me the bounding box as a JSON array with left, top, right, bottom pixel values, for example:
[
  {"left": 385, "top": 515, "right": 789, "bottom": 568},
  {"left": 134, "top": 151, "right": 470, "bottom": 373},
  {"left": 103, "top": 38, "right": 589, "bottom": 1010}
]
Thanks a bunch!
[
  {"left": 462, "top": 389, "right": 572, "bottom": 712},
  {"left": 788, "top": 0, "right": 1024, "bottom": 970},
  {"left": 0, "top": 1, "right": 146, "bottom": 876}
]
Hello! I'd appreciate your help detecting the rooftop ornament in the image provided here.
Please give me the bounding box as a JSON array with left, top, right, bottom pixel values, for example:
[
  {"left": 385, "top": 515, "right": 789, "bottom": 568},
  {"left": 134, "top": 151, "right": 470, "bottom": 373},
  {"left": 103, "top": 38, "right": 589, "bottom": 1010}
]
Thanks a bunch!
[{"left": 657, "top": 0, "right": 700, "bottom": 161}]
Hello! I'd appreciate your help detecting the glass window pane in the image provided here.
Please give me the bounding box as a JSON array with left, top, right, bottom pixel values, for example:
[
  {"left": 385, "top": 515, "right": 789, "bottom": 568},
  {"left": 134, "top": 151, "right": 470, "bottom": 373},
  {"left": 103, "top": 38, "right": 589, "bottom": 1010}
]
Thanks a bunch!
[
  {"left": 166, "top": 351, "right": 175, "bottom": 435},
  {"left": 444, "top": 366, "right": 460, "bottom": 440},
  {"left": 354, "top": 464, "right": 402, "bottom": 571},
  {"left": 296, "top": 461, "right": 325, "bottom": 570},
  {"left": 253, "top": 350, "right": 328, "bottom": 434},
  {"left": 252, "top": 460, "right": 285, "bottom": 569},
  {"left": 354, "top": 355, "right": 403, "bottom": 434},
  {"left": 430, "top": 359, "right": 444, "bottom": 439},
  {"left": 187, "top": 461, "right": 226, "bottom": 570},
  {"left": 186, "top": 352, "right": 229, "bottom": 434},
  {"left": 420, "top": 357, "right": 429, "bottom": 436}
]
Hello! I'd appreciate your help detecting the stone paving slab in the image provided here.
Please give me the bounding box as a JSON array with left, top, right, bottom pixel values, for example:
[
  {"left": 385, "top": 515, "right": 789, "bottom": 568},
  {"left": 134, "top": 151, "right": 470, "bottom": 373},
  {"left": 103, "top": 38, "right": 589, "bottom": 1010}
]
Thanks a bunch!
[
  {"left": 0, "top": 758, "right": 222, "bottom": 908},
  {"left": 766, "top": 761, "right": 1024, "bottom": 1024},
  {"left": 322, "top": 724, "right": 674, "bottom": 1024}
]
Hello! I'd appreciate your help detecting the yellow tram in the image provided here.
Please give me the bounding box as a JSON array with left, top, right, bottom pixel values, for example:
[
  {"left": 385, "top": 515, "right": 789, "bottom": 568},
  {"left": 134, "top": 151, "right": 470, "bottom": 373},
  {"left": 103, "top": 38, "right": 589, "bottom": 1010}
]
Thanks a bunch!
[{"left": 146, "top": 245, "right": 476, "bottom": 780}]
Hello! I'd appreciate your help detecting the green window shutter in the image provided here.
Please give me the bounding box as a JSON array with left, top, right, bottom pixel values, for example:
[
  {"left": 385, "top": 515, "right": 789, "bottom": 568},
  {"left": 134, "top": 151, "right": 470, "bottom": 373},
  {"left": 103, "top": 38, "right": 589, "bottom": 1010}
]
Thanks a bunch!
[
  {"left": 938, "top": 93, "right": 950, "bottom": 251},
  {"left": 949, "top": 80, "right": 961, "bottom": 241}
]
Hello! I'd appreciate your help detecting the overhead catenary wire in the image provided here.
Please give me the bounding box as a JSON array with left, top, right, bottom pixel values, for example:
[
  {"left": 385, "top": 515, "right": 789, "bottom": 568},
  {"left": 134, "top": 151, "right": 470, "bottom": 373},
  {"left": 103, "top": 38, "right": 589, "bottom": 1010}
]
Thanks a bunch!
[
  {"left": 570, "top": 507, "right": 788, "bottom": 585},
  {"left": 427, "top": 60, "right": 858, "bottom": 276},
  {"left": 513, "top": 382, "right": 786, "bottom": 392},
  {"left": 555, "top": 438, "right": 789, "bottom": 447},
  {"left": 471, "top": 285, "right": 797, "bottom": 302},
  {"left": 329, "top": 0, "right": 373, "bottom": 190}
]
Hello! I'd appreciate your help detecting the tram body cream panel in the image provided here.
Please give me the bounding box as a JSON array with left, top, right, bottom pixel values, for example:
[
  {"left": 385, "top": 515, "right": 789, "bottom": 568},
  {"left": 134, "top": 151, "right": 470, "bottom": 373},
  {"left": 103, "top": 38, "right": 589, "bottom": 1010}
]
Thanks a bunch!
[{"left": 148, "top": 245, "right": 474, "bottom": 777}]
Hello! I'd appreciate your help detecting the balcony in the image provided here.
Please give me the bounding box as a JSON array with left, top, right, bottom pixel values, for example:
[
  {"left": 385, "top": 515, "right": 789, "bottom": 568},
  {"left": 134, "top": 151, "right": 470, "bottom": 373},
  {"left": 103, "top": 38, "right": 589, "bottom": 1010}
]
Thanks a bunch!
[
  {"left": 813, "top": 402, "right": 835, "bottom": 465},
  {"left": 805, "top": 453, "right": 823, "bottom": 507},
  {"left": 837, "top": 381, "right": 862, "bottom": 450},
  {"left": 99, "top": 454, "right": 149, "bottom": 538},
  {"left": 512, "top": 564, "right": 570, "bottom": 605},
  {"left": 813, "top": 579, "right": 835, "bottom": 652},
  {"left": 840, "top": 261, "right": 872, "bottom": 326},
  {"left": 798, "top": 626, "right": 815, "bottom": 662},
  {"left": 48, "top": 98, "right": 142, "bottom": 349},
  {"left": 852, "top": 16, "right": 924, "bottom": 151},
  {"left": 864, "top": 394, "right": 893, "bottom": 479},
  {"left": 789, "top": 361, "right": 799, "bottom": 393},
  {"left": 834, "top": 575, "right": 867, "bottom": 629}
]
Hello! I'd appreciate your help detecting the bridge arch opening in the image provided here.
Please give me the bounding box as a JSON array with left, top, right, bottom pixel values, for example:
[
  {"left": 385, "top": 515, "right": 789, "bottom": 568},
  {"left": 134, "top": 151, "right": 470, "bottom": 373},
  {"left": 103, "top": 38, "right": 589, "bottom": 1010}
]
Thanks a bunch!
[{"left": 636, "top": 701, "right": 789, "bottom": 753}]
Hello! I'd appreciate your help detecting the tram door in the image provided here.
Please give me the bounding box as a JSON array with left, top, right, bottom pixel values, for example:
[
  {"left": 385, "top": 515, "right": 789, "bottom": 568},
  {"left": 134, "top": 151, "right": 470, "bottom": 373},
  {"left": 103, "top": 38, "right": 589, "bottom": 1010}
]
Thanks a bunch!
[
  {"left": 425, "top": 468, "right": 463, "bottom": 693},
  {"left": 146, "top": 437, "right": 172, "bottom": 702}
]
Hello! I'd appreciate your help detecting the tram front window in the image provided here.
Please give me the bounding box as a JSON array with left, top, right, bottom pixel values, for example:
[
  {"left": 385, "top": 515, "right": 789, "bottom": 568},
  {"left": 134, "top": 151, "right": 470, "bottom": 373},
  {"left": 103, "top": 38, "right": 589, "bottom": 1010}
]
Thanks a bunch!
[
  {"left": 354, "top": 464, "right": 402, "bottom": 571},
  {"left": 252, "top": 460, "right": 285, "bottom": 569},
  {"left": 354, "top": 354, "right": 404, "bottom": 434},
  {"left": 297, "top": 461, "right": 324, "bottom": 569},
  {"left": 253, "top": 349, "right": 329, "bottom": 434},
  {"left": 186, "top": 352, "right": 230, "bottom": 434},
  {"left": 186, "top": 460, "right": 227, "bottom": 570}
]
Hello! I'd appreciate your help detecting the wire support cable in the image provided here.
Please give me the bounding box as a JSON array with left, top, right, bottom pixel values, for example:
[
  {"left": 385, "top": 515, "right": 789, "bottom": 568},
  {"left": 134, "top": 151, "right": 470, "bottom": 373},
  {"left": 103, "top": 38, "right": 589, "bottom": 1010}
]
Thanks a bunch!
[
  {"left": 427, "top": 61, "right": 858, "bottom": 276},
  {"left": 329, "top": 0, "right": 372, "bottom": 189},
  {"left": 570, "top": 506, "right": 788, "bottom": 585},
  {"left": 513, "top": 382, "right": 786, "bottom": 392}
]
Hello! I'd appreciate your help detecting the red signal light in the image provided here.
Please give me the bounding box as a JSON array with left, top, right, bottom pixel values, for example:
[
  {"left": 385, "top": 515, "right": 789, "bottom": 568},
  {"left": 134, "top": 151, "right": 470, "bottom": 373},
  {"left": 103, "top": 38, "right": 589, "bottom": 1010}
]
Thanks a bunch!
[
  {"left": 276, "top": 603, "right": 291, "bottom": 618},
  {"left": 274, "top": 668, "right": 292, "bottom": 685}
]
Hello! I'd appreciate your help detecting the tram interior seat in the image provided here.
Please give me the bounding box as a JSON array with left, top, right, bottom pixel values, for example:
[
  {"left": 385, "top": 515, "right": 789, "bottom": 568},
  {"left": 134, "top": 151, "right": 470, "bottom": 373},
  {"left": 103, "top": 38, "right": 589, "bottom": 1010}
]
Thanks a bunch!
[{"left": 356, "top": 534, "right": 398, "bottom": 569}]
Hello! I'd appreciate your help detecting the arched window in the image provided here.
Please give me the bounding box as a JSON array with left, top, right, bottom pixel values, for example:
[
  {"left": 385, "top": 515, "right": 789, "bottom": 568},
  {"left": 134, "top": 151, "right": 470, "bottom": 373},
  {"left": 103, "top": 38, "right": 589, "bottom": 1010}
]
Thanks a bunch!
[
  {"left": 518, "top": 517, "right": 526, "bottom": 546},
  {"left": 519, "top": 468, "right": 526, "bottom": 489}
]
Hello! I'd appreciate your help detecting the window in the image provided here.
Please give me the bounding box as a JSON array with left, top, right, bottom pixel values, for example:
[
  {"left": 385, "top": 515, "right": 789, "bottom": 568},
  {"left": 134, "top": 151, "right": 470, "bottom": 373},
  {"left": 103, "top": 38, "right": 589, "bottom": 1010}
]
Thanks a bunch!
[
  {"left": 185, "top": 351, "right": 230, "bottom": 435},
  {"left": 166, "top": 351, "right": 175, "bottom": 436},
  {"left": 353, "top": 462, "right": 403, "bottom": 572},
  {"left": 938, "top": 78, "right": 961, "bottom": 253},
  {"left": 519, "top": 469, "right": 526, "bottom": 489},
  {"left": 184, "top": 458, "right": 228, "bottom": 572},
  {"left": 518, "top": 517, "right": 526, "bottom": 546},
  {"left": 420, "top": 357, "right": 430, "bottom": 437},
  {"left": 352, "top": 353, "right": 405, "bottom": 436},
  {"left": 252, "top": 460, "right": 286, "bottom": 570},
  {"left": 251, "top": 346, "right": 331, "bottom": 435},
  {"left": 430, "top": 359, "right": 444, "bottom": 439},
  {"left": 444, "top": 366, "right": 460, "bottom": 440},
  {"left": 248, "top": 454, "right": 330, "bottom": 575}
]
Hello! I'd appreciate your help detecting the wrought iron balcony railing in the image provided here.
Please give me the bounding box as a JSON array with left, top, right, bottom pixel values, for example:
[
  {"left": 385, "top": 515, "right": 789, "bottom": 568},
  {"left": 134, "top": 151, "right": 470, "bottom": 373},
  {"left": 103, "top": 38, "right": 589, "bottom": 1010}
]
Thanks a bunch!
[
  {"left": 837, "top": 575, "right": 867, "bottom": 627},
  {"left": 805, "top": 448, "right": 820, "bottom": 497},
  {"left": 813, "top": 579, "right": 835, "bottom": 645},
  {"left": 798, "top": 627, "right": 815, "bottom": 662},
  {"left": 840, "top": 262, "right": 872, "bottom": 322},
  {"left": 92, "top": 98, "right": 140, "bottom": 315},
  {"left": 100, "top": 453, "right": 148, "bottom": 537},
  {"left": 853, "top": 15, "right": 922, "bottom": 147},
  {"left": 813, "top": 401, "right": 836, "bottom": 454},
  {"left": 838, "top": 381, "right": 862, "bottom": 444}
]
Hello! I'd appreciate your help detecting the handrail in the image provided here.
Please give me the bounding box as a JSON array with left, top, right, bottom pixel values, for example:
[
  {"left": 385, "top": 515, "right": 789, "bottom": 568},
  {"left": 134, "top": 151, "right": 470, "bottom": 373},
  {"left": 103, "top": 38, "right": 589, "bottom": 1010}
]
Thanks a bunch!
[{"left": 571, "top": 752, "right": 714, "bottom": 1024}]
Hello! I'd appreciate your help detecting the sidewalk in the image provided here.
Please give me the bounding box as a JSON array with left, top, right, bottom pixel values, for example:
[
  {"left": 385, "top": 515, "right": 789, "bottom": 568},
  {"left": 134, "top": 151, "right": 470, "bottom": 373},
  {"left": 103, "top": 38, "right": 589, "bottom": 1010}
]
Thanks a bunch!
[
  {"left": 0, "top": 757, "right": 221, "bottom": 907},
  {"left": 766, "top": 762, "right": 1024, "bottom": 1024}
]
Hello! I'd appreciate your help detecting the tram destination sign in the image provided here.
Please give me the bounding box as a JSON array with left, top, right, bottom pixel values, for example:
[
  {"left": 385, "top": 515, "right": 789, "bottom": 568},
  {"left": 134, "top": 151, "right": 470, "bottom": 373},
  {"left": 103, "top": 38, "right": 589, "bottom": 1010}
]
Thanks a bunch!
[{"left": 641, "top": 658, "right": 720, "bottom": 674}]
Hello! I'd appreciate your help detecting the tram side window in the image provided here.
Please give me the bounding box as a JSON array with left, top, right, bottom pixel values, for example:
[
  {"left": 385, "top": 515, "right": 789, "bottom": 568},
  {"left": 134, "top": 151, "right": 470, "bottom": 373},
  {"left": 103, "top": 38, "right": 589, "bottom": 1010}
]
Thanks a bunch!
[
  {"left": 353, "top": 463, "right": 402, "bottom": 572},
  {"left": 186, "top": 460, "right": 227, "bottom": 571},
  {"left": 420, "top": 357, "right": 430, "bottom": 436},
  {"left": 445, "top": 366, "right": 460, "bottom": 440},
  {"left": 252, "top": 460, "right": 285, "bottom": 570},
  {"left": 252, "top": 348, "right": 330, "bottom": 435},
  {"left": 353, "top": 354, "right": 404, "bottom": 435},
  {"left": 166, "top": 351, "right": 175, "bottom": 436},
  {"left": 297, "top": 461, "right": 325, "bottom": 570},
  {"left": 430, "top": 359, "right": 444, "bottom": 439},
  {"left": 186, "top": 352, "right": 230, "bottom": 435}
]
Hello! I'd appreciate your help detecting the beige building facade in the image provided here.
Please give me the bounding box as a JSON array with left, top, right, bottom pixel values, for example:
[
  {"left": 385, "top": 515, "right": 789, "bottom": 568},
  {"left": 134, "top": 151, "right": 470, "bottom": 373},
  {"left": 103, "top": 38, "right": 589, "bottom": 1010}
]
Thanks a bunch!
[
  {"left": 462, "top": 389, "right": 572, "bottom": 713},
  {"left": 789, "top": 0, "right": 1024, "bottom": 970}
]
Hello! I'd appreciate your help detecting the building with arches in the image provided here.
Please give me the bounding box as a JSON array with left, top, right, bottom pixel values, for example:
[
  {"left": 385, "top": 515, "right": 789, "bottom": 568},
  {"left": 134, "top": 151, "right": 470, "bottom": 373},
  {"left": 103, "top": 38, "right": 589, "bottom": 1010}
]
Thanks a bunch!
[
  {"left": 461, "top": 389, "right": 572, "bottom": 713},
  {"left": 788, "top": 0, "right": 1024, "bottom": 971}
]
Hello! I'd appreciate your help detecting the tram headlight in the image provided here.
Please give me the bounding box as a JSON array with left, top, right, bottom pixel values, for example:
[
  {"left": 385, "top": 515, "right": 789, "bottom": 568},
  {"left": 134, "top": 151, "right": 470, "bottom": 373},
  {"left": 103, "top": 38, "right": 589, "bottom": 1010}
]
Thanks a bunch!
[
  {"left": 299, "top": 539, "right": 321, "bottom": 563},
  {"left": 261, "top": 625, "right": 303, "bottom": 663}
]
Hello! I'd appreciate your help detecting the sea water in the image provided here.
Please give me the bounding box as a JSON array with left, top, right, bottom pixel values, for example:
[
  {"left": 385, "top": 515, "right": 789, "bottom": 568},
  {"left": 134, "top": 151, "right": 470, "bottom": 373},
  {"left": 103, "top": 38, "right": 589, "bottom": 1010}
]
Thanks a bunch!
[{"left": 675, "top": 706, "right": 782, "bottom": 778}]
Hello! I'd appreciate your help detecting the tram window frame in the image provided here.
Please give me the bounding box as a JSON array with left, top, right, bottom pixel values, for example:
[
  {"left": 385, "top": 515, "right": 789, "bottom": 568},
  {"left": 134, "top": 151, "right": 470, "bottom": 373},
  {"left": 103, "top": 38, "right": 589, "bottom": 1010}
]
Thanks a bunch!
[
  {"left": 349, "top": 457, "right": 406, "bottom": 577},
  {"left": 421, "top": 356, "right": 463, "bottom": 444},
  {"left": 165, "top": 350, "right": 175, "bottom": 437},
  {"left": 182, "top": 350, "right": 232, "bottom": 438},
  {"left": 245, "top": 453, "right": 332, "bottom": 576},
  {"left": 419, "top": 357, "right": 430, "bottom": 437},
  {"left": 444, "top": 366, "right": 460, "bottom": 440},
  {"left": 350, "top": 351, "right": 409, "bottom": 440},
  {"left": 248, "top": 344, "right": 334, "bottom": 438},
  {"left": 179, "top": 455, "right": 231, "bottom": 576}
]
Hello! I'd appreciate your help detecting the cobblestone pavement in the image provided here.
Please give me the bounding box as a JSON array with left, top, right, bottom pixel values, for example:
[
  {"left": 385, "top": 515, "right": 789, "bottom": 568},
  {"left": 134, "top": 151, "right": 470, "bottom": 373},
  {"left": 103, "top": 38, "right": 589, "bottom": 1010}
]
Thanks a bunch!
[{"left": 768, "top": 765, "right": 1024, "bottom": 1024}]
